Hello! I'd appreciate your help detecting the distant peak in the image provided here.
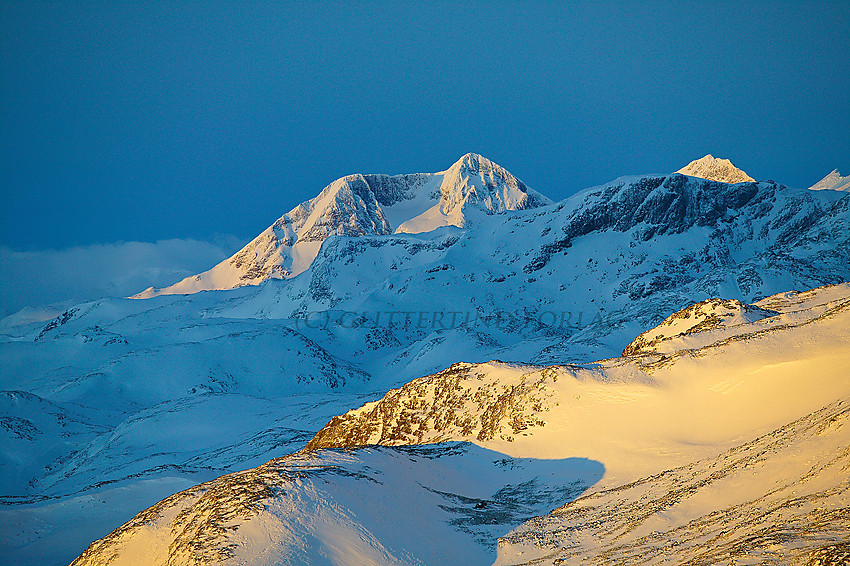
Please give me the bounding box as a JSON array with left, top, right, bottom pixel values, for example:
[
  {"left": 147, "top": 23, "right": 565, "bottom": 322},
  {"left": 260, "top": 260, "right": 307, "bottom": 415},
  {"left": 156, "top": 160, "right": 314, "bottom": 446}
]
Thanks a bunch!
[
  {"left": 676, "top": 154, "right": 755, "bottom": 184},
  {"left": 808, "top": 169, "right": 850, "bottom": 192}
]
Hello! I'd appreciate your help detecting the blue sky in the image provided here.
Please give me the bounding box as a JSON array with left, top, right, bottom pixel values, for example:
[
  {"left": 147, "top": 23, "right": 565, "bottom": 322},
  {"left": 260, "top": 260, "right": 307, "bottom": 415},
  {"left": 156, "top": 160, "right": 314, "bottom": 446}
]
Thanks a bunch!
[{"left": 2, "top": 1, "right": 849, "bottom": 251}]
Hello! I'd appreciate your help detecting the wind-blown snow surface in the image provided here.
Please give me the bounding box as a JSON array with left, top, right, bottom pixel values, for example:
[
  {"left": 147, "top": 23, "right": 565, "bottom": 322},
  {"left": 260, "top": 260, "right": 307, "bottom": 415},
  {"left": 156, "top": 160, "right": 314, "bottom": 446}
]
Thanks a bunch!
[
  {"left": 497, "top": 398, "right": 850, "bottom": 566},
  {"left": 68, "top": 283, "right": 850, "bottom": 565},
  {"left": 70, "top": 445, "right": 603, "bottom": 566},
  {"left": 2, "top": 155, "right": 850, "bottom": 565}
]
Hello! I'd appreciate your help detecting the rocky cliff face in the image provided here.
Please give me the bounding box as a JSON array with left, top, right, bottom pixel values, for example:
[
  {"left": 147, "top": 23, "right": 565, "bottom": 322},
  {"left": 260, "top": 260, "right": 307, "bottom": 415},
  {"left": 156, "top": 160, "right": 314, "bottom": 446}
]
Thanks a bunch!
[{"left": 524, "top": 173, "right": 837, "bottom": 275}]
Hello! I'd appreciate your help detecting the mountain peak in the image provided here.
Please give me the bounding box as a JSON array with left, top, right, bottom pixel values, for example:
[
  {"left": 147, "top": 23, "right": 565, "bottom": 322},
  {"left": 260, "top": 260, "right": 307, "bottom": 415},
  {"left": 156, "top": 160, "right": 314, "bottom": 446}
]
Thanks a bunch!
[
  {"left": 448, "top": 152, "right": 486, "bottom": 169},
  {"left": 808, "top": 169, "right": 850, "bottom": 191},
  {"left": 442, "top": 153, "right": 515, "bottom": 182},
  {"left": 135, "top": 153, "right": 550, "bottom": 297},
  {"left": 437, "top": 153, "right": 551, "bottom": 213},
  {"left": 676, "top": 154, "right": 755, "bottom": 184}
]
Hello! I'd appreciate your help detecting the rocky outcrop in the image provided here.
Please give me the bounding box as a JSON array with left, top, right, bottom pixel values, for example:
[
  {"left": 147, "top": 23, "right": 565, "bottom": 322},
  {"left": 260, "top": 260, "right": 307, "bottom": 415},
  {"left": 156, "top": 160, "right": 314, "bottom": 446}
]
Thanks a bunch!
[
  {"left": 622, "top": 297, "right": 778, "bottom": 356},
  {"left": 307, "top": 362, "right": 558, "bottom": 449}
]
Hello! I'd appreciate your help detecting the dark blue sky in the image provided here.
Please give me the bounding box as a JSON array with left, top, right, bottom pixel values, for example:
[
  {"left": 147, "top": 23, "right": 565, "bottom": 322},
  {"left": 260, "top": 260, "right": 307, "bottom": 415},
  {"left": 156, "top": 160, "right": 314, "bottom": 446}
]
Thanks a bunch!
[{"left": 2, "top": 1, "right": 849, "bottom": 249}]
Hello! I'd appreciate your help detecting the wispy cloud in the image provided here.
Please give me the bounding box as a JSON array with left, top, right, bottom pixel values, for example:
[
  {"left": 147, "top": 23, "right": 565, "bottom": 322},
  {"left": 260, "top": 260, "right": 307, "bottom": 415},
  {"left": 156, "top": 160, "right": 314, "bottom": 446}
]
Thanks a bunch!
[{"left": 0, "top": 238, "right": 242, "bottom": 319}]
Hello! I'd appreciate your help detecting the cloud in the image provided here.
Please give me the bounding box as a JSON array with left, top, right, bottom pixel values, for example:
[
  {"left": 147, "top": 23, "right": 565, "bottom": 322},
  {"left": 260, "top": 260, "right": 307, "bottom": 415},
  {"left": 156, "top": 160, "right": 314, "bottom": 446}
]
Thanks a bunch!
[{"left": 0, "top": 238, "right": 243, "bottom": 319}]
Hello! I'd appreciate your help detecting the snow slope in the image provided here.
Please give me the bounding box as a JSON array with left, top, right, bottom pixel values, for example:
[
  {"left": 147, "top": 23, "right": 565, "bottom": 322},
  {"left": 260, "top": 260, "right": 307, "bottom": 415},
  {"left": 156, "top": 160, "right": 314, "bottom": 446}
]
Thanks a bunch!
[
  {"left": 497, "top": 398, "right": 850, "bottom": 565},
  {"left": 67, "top": 283, "right": 850, "bottom": 565},
  {"left": 307, "top": 283, "right": 850, "bottom": 484},
  {"left": 69, "top": 444, "right": 603, "bottom": 566}
]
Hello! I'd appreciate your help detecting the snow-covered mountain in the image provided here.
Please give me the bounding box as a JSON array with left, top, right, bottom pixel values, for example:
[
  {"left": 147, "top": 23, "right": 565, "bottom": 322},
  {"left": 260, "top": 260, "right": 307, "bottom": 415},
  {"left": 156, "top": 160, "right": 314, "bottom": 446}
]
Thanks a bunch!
[
  {"left": 67, "top": 283, "right": 850, "bottom": 566},
  {"left": 675, "top": 154, "right": 755, "bottom": 183},
  {"left": 135, "top": 153, "right": 550, "bottom": 297},
  {"left": 2, "top": 154, "right": 849, "bottom": 566},
  {"left": 808, "top": 168, "right": 850, "bottom": 191},
  {"left": 203, "top": 167, "right": 850, "bottom": 365}
]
